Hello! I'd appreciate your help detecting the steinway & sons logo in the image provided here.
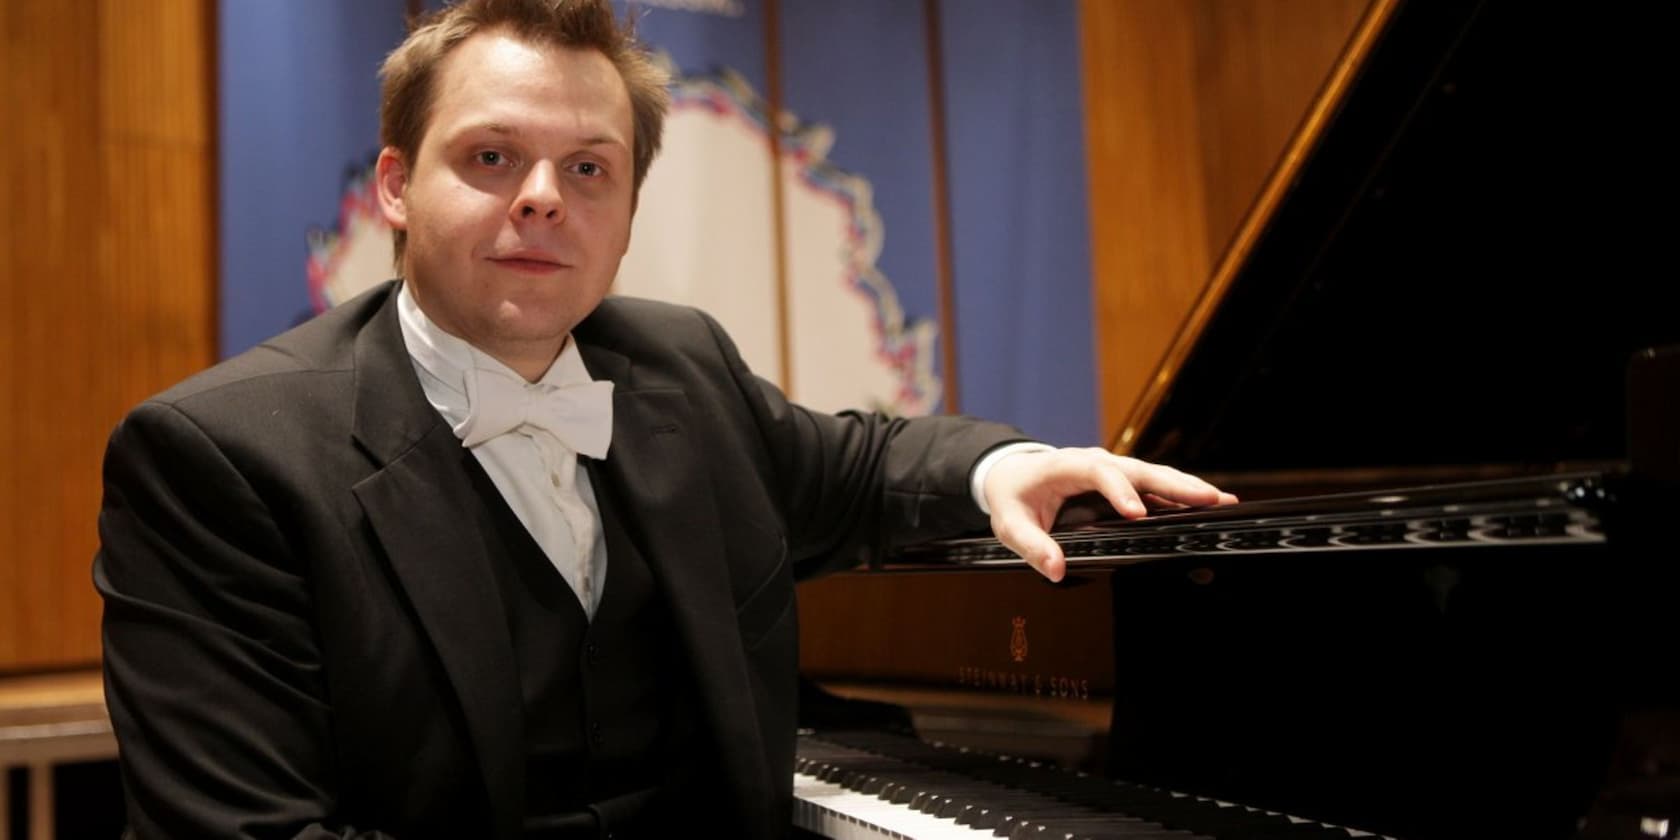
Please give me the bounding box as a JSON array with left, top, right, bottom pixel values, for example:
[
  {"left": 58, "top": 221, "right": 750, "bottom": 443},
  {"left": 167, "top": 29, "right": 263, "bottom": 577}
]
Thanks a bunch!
[
  {"left": 1010, "top": 616, "right": 1028, "bottom": 663},
  {"left": 953, "top": 614, "right": 1090, "bottom": 700}
]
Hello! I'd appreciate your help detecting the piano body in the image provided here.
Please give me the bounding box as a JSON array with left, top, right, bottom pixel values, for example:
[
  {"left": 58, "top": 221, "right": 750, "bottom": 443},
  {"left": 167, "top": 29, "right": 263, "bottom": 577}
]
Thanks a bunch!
[{"left": 794, "top": 1, "right": 1678, "bottom": 838}]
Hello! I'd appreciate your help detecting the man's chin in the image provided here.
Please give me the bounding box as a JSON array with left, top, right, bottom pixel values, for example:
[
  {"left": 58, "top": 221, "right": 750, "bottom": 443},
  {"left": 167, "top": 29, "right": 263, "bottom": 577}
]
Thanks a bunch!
[{"left": 486, "top": 307, "right": 586, "bottom": 343}]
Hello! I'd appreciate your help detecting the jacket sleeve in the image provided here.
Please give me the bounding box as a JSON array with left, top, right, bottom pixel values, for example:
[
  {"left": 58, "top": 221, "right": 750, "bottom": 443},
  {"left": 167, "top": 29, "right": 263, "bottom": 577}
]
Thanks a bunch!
[
  {"left": 94, "top": 400, "right": 395, "bottom": 840},
  {"left": 692, "top": 309, "right": 1029, "bottom": 580}
]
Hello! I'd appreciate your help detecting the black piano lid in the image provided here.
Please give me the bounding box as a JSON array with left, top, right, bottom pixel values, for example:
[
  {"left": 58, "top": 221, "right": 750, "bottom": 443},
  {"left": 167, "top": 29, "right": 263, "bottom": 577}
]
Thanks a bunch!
[{"left": 1123, "top": 0, "right": 1678, "bottom": 478}]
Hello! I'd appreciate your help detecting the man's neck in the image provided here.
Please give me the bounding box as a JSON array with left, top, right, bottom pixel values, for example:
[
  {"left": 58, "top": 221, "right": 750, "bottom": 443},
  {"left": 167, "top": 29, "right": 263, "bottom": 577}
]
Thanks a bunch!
[
  {"left": 398, "top": 283, "right": 566, "bottom": 383},
  {"left": 495, "top": 346, "right": 564, "bottom": 384}
]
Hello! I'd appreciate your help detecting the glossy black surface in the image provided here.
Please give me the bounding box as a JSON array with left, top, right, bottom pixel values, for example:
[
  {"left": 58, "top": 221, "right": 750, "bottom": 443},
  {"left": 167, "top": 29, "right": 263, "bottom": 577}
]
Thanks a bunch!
[
  {"left": 816, "top": 3, "right": 1680, "bottom": 837},
  {"left": 1130, "top": 1, "right": 1676, "bottom": 475}
]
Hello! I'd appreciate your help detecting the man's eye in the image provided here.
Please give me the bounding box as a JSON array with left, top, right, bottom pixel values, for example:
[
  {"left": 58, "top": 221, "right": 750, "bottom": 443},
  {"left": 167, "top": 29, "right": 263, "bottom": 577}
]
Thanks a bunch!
[
  {"left": 574, "top": 161, "right": 602, "bottom": 177},
  {"left": 476, "top": 150, "right": 506, "bottom": 166}
]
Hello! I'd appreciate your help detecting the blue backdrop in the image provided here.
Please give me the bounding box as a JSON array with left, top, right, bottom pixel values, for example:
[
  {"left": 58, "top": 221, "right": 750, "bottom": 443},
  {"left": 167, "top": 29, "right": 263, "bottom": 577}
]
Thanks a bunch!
[{"left": 218, "top": 0, "right": 1097, "bottom": 445}]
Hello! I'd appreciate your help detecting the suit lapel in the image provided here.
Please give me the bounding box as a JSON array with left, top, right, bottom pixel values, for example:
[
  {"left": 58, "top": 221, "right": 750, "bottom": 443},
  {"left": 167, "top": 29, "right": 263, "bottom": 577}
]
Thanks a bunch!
[
  {"left": 340, "top": 289, "right": 772, "bottom": 836},
  {"left": 347, "top": 286, "right": 525, "bottom": 839},
  {"left": 578, "top": 338, "right": 775, "bottom": 832}
]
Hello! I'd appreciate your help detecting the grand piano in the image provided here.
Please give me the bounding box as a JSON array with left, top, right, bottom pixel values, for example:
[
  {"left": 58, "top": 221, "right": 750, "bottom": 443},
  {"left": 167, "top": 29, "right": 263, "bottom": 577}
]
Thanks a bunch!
[{"left": 792, "top": 1, "right": 1678, "bottom": 838}]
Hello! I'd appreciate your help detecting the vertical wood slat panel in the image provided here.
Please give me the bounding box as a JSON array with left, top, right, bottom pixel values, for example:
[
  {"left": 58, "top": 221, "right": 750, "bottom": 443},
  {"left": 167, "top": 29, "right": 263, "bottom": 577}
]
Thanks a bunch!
[
  {"left": 2, "top": 0, "right": 105, "bottom": 672},
  {"left": 1, "top": 0, "right": 214, "bottom": 672},
  {"left": 1081, "top": 0, "right": 1210, "bottom": 451},
  {"left": 1082, "top": 0, "right": 1368, "bottom": 445},
  {"left": 1189, "top": 0, "right": 1372, "bottom": 266}
]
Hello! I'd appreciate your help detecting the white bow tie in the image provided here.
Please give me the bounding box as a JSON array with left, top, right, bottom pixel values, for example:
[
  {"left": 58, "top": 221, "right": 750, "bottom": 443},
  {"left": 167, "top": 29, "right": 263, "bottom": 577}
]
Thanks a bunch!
[{"left": 453, "top": 365, "right": 614, "bottom": 457}]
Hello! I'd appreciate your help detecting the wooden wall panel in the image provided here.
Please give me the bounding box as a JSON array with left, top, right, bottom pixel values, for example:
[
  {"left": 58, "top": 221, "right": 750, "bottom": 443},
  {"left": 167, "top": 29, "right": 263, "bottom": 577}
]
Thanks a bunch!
[
  {"left": 1080, "top": 0, "right": 1212, "bottom": 451},
  {"left": 1082, "top": 0, "right": 1369, "bottom": 444},
  {"left": 1, "top": 0, "right": 215, "bottom": 672},
  {"left": 1189, "top": 0, "right": 1374, "bottom": 266}
]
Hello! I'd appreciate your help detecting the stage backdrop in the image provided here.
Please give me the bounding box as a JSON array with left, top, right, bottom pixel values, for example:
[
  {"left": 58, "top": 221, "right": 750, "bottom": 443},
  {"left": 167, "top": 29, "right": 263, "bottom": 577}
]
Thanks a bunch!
[{"left": 220, "top": 0, "right": 1096, "bottom": 445}]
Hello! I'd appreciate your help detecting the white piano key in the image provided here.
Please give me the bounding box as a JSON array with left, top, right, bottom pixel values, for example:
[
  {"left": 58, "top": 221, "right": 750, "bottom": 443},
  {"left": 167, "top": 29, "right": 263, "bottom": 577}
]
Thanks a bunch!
[{"left": 794, "top": 771, "right": 998, "bottom": 840}]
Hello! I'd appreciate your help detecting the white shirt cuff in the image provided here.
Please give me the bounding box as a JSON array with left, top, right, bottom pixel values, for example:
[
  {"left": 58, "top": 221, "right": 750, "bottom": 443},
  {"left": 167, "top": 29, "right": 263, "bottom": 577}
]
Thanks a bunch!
[{"left": 970, "top": 442, "right": 1056, "bottom": 515}]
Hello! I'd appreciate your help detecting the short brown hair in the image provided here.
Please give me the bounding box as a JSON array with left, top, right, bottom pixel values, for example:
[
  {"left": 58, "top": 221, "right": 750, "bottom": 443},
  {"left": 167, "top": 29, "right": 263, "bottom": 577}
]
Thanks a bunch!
[{"left": 379, "top": 0, "right": 670, "bottom": 267}]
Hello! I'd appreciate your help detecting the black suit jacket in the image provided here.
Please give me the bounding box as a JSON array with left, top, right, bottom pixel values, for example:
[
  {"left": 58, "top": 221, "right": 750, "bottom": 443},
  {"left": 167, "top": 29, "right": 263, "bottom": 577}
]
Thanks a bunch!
[{"left": 95, "top": 282, "right": 1022, "bottom": 839}]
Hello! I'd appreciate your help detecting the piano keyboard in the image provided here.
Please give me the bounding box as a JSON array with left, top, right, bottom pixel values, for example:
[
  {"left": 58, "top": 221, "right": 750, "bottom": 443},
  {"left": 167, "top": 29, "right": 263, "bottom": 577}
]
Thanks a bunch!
[{"left": 794, "top": 731, "right": 1392, "bottom": 840}]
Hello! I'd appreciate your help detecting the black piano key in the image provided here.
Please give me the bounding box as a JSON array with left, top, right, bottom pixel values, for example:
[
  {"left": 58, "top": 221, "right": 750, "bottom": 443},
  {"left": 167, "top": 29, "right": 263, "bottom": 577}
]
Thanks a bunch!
[
  {"left": 937, "top": 797, "right": 974, "bottom": 819},
  {"left": 798, "top": 731, "right": 1373, "bottom": 840},
  {"left": 854, "top": 774, "right": 886, "bottom": 795},
  {"left": 965, "top": 797, "right": 1079, "bottom": 829},
  {"left": 1009, "top": 814, "right": 1206, "bottom": 839},
  {"left": 1228, "top": 824, "right": 1360, "bottom": 840},
  {"left": 971, "top": 807, "right": 1009, "bottom": 830},
  {"left": 995, "top": 805, "right": 1119, "bottom": 838},
  {"left": 1069, "top": 832, "right": 1210, "bottom": 840},
  {"left": 909, "top": 790, "right": 945, "bottom": 813},
  {"left": 974, "top": 800, "right": 1094, "bottom": 831},
  {"left": 1063, "top": 831, "right": 1209, "bottom": 840}
]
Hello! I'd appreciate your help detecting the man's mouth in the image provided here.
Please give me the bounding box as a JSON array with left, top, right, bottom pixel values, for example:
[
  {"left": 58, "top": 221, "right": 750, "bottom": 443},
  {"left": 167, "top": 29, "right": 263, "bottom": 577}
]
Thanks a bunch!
[{"left": 489, "top": 253, "right": 568, "bottom": 273}]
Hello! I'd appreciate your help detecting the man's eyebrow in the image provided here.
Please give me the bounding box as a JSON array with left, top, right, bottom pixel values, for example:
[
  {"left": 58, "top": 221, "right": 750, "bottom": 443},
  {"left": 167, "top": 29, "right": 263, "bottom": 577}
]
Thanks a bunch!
[
  {"left": 458, "top": 122, "right": 526, "bottom": 138},
  {"left": 461, "top": 123, "right": 626, "bottom": 149}
]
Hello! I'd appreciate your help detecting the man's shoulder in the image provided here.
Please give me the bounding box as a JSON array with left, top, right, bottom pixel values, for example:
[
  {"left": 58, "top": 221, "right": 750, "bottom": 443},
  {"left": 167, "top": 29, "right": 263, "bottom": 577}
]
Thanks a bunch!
[
  {"left": 580, "top": 295, "right": 726, "bottom": 355},
  {"left": 588, "top": 294, "right": 711, "bottom": 331},
  {"left": 148, "top": 282, "right": 395, "bottom": 415}
]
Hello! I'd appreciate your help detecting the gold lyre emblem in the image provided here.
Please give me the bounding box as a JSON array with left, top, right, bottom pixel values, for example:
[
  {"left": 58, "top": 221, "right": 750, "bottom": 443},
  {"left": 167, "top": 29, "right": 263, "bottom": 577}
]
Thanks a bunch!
[{"left": 1009, "top": 616, "right": 1028, "bottom": 663}]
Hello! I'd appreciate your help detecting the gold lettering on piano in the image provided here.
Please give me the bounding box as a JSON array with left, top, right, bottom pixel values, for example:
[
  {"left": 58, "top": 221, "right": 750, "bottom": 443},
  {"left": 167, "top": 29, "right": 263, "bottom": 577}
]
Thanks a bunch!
[
  {"left": 1010, "top": 616, "right": 1028, "bottom": 663},
  {"left": 955, "top": 666, "right": 1091, "bottom": 701}
]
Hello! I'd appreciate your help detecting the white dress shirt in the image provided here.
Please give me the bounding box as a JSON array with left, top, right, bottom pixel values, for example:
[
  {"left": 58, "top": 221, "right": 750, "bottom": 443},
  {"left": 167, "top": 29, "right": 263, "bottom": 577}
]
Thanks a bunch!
[
  {"left": 396, "top": 285, "right": 610, "bottom": 618},
  {"left": 395, "top": 284, "right": 1047, "bottom": 617}
]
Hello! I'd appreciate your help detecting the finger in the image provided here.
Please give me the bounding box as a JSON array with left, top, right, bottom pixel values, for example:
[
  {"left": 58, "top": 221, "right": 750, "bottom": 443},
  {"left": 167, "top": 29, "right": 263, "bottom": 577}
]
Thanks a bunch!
[
  {"left": 991, "top": 506, "right": 1067, "bottom": 583},
  {"left": 1140, "top": 492, "right": 1188, "bottom": 511},
  {"left": 1084, "top": 455, "right": 1146, "bottom": 520},
  {"left": 1142, "top": 490, "right": 1240, "bottom": 512},
  {"left": 1115, "top": 457, "right": 1228, "bottom": 507}
]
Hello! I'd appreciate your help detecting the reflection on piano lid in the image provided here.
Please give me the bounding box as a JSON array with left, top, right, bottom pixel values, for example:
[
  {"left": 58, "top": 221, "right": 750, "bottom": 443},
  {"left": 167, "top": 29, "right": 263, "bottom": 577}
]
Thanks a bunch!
[
  {"left": 798, "top": 1, "right": 1679, "bottom": 838},
  {"left": 898, "top": 473, "right": 1614, "bottom": 569},
  {"left": 1113, "top": 0, "right": 1674, "bottom": 486}
]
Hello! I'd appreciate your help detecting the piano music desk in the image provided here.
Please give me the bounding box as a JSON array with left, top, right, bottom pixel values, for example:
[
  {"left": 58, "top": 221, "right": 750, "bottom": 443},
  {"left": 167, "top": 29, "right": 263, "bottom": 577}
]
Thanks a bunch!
[{"left": 0, "top": 670, "right": 116, "bottom": 840}]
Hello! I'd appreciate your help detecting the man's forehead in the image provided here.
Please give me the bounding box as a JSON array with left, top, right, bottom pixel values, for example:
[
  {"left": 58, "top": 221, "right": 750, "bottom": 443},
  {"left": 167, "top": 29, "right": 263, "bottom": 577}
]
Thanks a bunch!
[
  {"left": 435, "top": 30, "right": 619, "bottom": 95},
  {"left": 421, "top": 32, "right": 631, "bottom": 146}
]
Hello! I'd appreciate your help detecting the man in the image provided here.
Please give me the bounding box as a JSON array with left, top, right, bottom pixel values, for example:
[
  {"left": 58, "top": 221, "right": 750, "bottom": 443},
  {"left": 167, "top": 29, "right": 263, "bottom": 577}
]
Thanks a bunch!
[{"left": 95, "top": 1, "right": 1234, "bottom": 837}]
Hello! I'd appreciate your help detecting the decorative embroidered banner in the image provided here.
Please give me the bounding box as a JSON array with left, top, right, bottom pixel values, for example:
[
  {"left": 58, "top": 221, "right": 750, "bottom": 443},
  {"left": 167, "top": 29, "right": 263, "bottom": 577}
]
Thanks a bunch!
[{"left": 220, "top": 0, "right": 1096, "bottom": 443}]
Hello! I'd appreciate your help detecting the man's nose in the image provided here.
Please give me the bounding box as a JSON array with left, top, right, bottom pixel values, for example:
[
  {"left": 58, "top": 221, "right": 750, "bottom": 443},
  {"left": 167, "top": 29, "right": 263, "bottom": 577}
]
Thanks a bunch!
[{"left": 512, "top": 162, "right": 564, "bottom": 223}]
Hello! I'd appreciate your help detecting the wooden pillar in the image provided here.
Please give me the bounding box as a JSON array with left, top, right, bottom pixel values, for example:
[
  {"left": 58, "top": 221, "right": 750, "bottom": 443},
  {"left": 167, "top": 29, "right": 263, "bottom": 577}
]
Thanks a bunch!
[
  {"left": 26, "top": 764, "right": 50, "bottom": 840},
  {"left": 0, "top": 0, "right": 217, "bottom": 670}
]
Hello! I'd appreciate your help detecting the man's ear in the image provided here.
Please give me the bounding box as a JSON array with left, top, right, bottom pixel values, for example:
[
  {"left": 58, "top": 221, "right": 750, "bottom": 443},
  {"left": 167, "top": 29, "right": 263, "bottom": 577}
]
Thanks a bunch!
[{"left": 375, "top": 146, "right": 409, "bottom": 230}]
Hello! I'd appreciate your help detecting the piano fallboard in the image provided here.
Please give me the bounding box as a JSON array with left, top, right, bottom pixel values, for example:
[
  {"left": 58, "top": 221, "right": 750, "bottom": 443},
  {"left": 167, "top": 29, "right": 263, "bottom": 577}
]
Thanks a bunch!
[{"left": 895, "top": 473, "right": 1615, "bottom": 569}]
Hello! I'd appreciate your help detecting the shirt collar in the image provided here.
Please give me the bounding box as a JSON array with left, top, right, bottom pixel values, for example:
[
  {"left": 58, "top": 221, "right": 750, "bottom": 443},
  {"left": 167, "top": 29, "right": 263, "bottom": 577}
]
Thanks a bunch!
[{"left": 395, "top": 283, "right": 596, "bottom": 412}]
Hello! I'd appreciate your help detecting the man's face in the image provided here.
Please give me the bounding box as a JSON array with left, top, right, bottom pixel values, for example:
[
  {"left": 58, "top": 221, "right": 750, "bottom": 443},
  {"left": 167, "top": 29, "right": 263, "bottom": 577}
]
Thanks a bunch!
[{"left": 377, "top": 30, "right": 635, "bottom": 372}]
